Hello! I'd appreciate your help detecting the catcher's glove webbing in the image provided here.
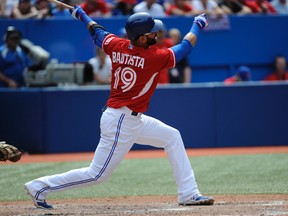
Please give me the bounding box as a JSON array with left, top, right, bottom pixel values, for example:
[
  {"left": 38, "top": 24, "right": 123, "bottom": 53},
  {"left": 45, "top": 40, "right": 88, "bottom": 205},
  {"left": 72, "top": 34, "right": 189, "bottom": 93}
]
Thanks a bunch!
[{"left": 0, "top": 141, "right": 22, "bottom": 162}]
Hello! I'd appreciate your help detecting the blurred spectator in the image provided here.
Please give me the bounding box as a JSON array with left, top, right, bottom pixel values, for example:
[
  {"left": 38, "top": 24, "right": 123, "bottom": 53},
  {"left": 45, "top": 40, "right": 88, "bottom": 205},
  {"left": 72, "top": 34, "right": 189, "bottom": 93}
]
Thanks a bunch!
[
  {"left": 224, "top": 66, "right": 251, "bottom": 84},
  {"left": 51, "top": 0, "right": 72, "bottom": 17},
  {"left": 133, "top": 0, "right": 166, "bottom": 17},
  {"left": 168, "top": 28, "right": 192, "bottom": 83},
  {"left": 10, "top": 0, "right": 38, "bottom": 19},
  {"left": 264, "top": 56, "right": 288, "bottom": 81},
  {"left": 82, "top": 62, "right": 95, "bottom": 85},
  {"left": 88, "top": 47, "right": 112, "bottom": 85},
  {"left": 35, "top": 0, "right": 52, "bottom": 18},
  {"left": 152, "top": 20, "right": 173, "bottom": 84},
  {"left": 166, "top": 0, "right": 197, "bottom": 16},
  {"left": 162, "top": 0, "right": 174, "bottom": 11},
  {"left": 0, "top": 26, "right": 31, "bottom": 88},
  {"left": 112, "top": 0, "right": 136, "bottom": 16},
  {"left": 219, "top": 0, "right": 252, "bottom": 15},
  {"left": 243, "top": 0, "right": 277, "bottom": 14},
  {"left": 80, "top": 0, "right": 111, "bottom": 17},
  {"left": 1, "top": 0, "right": 18, "bottom": 17},
  {"left": 271, "top": 0, "right": 288, "bottom": 14},
  {"left": 192, "top": 0, "right": 225, "bottom": 17},
  {"left": 1, "top": 0, "right": 7, "bottom": 17}
]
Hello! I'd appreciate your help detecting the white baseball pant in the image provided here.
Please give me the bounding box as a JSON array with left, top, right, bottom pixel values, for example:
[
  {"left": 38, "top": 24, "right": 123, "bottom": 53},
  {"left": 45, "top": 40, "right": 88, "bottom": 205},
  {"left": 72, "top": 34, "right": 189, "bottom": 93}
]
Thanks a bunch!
[{"left": 25, "top": 106, "right": 200, "bottom": 203}]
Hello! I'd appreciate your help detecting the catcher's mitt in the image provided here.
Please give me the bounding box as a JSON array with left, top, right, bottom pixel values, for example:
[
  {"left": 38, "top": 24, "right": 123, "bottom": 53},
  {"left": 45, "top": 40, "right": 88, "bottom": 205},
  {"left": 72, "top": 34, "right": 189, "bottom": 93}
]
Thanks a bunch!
[{"left": 0, "top": 141, "right": 22, "bottom": 162}]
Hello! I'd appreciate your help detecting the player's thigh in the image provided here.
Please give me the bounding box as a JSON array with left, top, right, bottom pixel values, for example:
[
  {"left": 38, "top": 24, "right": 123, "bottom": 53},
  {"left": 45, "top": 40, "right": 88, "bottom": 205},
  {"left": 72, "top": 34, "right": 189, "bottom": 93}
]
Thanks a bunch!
[
  {"left": 90, "top": 110, "right": 142, "bottom": 174},
  {"left": 136, "top": 115, "right": 180, "bottom": 148}
]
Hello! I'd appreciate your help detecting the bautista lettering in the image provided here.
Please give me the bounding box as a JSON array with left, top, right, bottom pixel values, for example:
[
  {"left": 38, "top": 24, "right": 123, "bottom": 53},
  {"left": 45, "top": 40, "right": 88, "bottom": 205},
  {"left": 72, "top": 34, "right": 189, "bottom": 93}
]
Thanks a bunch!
[{"left": 112, "top": 52, "right": 145, "bottom": 69}]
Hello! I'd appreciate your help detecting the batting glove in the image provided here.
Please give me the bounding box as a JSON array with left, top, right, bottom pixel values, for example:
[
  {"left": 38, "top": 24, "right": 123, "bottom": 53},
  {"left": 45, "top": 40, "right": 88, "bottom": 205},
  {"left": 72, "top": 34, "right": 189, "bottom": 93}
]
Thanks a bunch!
[
  {"left": 194, "top": 13, "right": 208, "bottom": 30},
  {"left": 70, "top": 5, "right": 86, "bottom": 21}
]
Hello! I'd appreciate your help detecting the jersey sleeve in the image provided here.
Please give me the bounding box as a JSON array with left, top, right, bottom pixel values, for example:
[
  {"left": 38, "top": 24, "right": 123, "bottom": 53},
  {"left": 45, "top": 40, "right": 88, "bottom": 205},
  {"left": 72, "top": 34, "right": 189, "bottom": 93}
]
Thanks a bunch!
[
  {"left": 151, "top": 48, "right": 176, "bottom": 71},
  {"left": 102, "top": 34, "right": 121, "bottom": 55}
]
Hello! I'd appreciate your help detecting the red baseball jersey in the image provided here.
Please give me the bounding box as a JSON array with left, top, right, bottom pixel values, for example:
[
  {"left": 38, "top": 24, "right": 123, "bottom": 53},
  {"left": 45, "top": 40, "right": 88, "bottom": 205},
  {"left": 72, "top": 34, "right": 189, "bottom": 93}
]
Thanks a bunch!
[
  {"left": 153, "top": 38, "right": 174, "bottom": 84},
  {"left": 102, "top": 34, "right": 176, "bottom": 112}
]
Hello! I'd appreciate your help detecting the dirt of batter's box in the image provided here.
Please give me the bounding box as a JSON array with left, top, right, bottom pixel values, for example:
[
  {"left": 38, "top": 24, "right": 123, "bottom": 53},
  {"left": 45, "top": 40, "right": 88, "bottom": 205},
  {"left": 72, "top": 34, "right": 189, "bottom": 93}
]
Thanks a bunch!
[{"left": 0, "top": 194, "right": 287, "bottom": 216}]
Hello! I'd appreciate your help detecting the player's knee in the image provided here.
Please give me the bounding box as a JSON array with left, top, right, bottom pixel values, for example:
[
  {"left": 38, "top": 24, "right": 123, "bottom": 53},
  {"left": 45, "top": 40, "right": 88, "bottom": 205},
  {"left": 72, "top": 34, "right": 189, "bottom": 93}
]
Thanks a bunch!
[
  {"left": 169, "top": 128, "right": 182, "bottom": 143},
  {"left": 164, "top": 128, "right": 184, "bottom": 151},
  {"left": 87, "top": 164, "right": 111, "bottom": 182}
]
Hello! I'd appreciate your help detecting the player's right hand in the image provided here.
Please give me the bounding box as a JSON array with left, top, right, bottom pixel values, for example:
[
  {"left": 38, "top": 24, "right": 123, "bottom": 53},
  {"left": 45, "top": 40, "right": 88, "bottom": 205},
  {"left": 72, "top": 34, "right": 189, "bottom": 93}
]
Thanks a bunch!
[
  {"left": 194, "top": 13, "right": 208, "bottom": 30},
  {"left": 70, "top": 5, "right": 86, "bottom": 21}
]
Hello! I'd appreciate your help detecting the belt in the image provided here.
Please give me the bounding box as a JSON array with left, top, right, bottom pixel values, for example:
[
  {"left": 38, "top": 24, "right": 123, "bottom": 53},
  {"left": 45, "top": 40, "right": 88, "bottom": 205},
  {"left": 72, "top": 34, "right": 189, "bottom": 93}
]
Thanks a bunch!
[
  {"left": 102, "top": 106, "right": 142, "bottom": 117},
  {"left": 131, "top": 111, "right": 140, "bottom": 116}
]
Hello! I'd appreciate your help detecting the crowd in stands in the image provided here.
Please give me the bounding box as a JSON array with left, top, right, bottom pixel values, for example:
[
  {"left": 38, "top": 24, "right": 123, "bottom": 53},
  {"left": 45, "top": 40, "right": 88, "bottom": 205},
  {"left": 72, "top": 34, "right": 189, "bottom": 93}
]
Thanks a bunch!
[
  {"left": 1, "top": 23, "right": 287, "bottom": 88},
  {"left": 1, "top": 0, "right": 288, "bottom": 18},
  {"left": 1, "top": 0, "right": 287, "bottom": 87},
  {"left": 223, "top": 56, "right": 288, "bottom": 85}
]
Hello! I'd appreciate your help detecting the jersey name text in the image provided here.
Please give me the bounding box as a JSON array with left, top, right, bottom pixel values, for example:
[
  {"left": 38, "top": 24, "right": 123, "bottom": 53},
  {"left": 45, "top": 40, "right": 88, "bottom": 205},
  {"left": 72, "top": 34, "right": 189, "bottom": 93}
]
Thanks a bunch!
[{"left": 112, "top": 52, "right": 145, "bottom": 69}]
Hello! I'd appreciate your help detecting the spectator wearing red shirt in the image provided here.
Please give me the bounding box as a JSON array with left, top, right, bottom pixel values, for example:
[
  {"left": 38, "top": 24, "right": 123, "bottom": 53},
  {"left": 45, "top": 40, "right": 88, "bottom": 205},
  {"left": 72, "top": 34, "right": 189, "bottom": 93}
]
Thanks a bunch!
[
  {"left": 166, "top": 0, "right": 196, "bottom": 16},
  {"left": 80, "top": 0, "right": 111, "bottom": 17},
  {"left": 264, "top": 56, "right": 288, "bottom": 81},
  {"left": 243, "top": 0, "right": 277, "bottom": 13},
  {"left": 224, "top": 66, "right": 251, "bottom": 84}
]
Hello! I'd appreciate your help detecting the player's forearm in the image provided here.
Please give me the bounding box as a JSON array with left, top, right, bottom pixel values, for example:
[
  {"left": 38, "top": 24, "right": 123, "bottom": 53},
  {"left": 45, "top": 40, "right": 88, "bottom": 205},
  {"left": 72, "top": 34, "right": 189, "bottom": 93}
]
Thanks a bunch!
[
  {"left": 171, "top": 40, "right": 193, "bottom": 63},
  {"left": 89, "top": 23, "right": 110, "bottom": 48},
  {"left": 87, "top": 21, "right": 97, "bottom": 29},
  {"left": 70, "top": 6, "right": 109, "bottom": 48},
  {"left": 175, "top": 14, "right": 207, "bottom": 57},
  {"left": 171, "top": 22, "right": 200, "bottom": 63},
  {"left": 183, "top": 32, "right": 197, "bottom": 47}
]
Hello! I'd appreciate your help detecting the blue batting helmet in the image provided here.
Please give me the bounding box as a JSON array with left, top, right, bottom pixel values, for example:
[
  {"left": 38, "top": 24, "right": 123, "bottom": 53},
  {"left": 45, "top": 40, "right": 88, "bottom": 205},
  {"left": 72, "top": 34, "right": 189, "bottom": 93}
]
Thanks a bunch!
[{"left": 125, "top": 12, "right": 163, "bottom": 40}]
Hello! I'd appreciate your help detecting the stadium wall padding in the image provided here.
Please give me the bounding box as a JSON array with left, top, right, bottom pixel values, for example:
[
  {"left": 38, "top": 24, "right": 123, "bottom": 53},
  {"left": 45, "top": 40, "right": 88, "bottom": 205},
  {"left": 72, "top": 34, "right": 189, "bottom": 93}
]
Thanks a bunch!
[{"left": 0, "top": 83, "right": 288, "bottom": 153}]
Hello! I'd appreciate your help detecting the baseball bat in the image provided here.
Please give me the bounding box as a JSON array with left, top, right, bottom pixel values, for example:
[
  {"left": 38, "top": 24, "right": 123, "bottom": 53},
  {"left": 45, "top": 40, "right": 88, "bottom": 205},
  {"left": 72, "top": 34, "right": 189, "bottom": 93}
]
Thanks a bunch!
[{"left": 48, "top": 0, "right": 73, "bottom": 10}]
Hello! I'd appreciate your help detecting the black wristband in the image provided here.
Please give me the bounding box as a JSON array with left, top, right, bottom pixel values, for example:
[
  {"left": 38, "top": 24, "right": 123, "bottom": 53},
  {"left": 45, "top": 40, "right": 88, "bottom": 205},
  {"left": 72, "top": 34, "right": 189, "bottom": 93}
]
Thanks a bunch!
[{"left": 89, "top": 24, "right": 106, "bottom": 35}]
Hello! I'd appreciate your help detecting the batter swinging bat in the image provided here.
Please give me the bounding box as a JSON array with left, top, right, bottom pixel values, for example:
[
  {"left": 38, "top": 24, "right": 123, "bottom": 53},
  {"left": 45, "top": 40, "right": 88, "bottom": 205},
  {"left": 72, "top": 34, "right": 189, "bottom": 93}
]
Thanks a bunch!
[{"left": 47, "top": 0, "right": 73, "bottom": 10}]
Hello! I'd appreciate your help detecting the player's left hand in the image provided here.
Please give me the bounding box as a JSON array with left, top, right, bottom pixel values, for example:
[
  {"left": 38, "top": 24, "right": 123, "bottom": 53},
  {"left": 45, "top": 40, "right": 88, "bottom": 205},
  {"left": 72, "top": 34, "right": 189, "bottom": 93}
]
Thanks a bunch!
[
  {"left": 194, "top": 13, "right": 208, "bottom": 30},
  {"left": 70, "top": 5, "right": 86, "bottom": 21}
]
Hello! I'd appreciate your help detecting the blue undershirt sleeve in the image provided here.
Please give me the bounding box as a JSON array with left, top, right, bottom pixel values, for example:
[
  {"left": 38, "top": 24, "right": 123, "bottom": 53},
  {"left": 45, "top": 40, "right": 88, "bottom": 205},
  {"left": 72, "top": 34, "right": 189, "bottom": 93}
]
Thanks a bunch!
[
  {"left": 90, "top": 28, "right": 110, "bottom": 48},
  {"left": 171, "top": 39, "right": 193, "bottom": 63},
  {"left": 171, "top": 23, "right": 201, "bottom": 63}
]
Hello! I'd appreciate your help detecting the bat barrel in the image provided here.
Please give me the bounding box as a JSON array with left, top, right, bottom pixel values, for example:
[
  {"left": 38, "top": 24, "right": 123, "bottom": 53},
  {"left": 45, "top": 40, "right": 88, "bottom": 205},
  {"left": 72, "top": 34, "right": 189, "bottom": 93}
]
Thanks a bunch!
[{"left": 48, "top": 0, "right": 73, "bottom": 10}]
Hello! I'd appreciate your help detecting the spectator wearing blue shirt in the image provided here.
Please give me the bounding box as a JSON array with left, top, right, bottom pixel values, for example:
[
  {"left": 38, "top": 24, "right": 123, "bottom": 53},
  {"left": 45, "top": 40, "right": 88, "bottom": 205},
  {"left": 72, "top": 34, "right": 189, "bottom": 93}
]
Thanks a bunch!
[
  {"left": 0, "top": 26, "right": 31, "bottom": 88},
  {"left": 271, "top": 0, "right": 288, "bottom": 14}
]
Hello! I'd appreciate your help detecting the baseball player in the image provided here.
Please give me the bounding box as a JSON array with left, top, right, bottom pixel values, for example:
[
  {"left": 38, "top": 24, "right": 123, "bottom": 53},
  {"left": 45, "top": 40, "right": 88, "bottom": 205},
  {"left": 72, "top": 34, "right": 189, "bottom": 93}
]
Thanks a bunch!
[{"left": 25, "top": 6, "right": 214, "bottom": 209}]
